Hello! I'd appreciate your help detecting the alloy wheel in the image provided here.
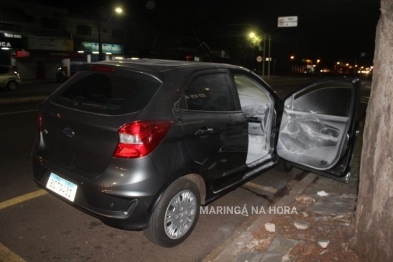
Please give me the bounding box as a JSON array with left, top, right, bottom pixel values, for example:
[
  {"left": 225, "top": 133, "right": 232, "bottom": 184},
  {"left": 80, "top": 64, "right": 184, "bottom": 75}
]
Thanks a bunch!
[{"left": 164, "top": 189, "right": 197, "bottom": 239}]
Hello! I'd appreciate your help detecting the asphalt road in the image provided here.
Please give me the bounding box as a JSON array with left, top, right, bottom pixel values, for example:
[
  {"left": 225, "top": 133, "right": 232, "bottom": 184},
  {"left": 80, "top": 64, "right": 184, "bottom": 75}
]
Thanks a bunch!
[{"left": 0, "top": 75, "right": 371, "bottom": 261}]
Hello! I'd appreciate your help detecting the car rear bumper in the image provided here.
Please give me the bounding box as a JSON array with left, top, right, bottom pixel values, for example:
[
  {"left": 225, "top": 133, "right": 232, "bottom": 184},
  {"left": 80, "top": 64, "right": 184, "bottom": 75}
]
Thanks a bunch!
[{"left": 32, "top": 150, "right": 168, "bottom": 229}]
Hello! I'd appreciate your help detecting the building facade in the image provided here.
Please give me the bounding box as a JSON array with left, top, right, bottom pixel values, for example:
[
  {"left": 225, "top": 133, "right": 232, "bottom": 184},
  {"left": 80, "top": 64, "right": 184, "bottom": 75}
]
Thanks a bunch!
[{"left": 0, "top": 0, "right": 129, "bottom": 80}]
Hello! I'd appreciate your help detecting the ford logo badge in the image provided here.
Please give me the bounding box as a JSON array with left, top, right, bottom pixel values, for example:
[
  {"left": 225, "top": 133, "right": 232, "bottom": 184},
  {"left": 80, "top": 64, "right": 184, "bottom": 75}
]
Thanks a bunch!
[{"left": 63, "top": 127, "right": 75, "bottom": 137}]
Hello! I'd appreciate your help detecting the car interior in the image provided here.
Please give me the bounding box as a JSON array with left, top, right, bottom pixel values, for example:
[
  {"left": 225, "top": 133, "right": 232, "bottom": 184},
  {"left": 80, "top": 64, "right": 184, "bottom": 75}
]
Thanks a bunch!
[
  {"left": 277, "top": 84, "right": 353, "bottom": 170},
  {"left": 234, "top": 75, "right": 274, "bottom": 167}
]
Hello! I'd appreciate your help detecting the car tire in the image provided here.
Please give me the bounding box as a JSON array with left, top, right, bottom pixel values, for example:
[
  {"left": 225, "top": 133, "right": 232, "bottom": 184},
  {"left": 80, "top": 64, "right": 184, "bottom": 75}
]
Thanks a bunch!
[
  {"left": 7, "top": 81, "right": 18, "bottom": 91},
  {"left": 144, "top": 177, "right": 200, "bottom": 247}
]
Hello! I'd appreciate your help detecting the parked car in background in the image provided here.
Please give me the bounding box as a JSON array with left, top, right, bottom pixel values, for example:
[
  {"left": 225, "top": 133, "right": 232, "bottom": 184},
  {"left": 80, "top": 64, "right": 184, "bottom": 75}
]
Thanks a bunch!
[
  {"left": 0, "top": 65, "right": 21, "bottom": 91},
  {"left": 32, "top": 59, "right": 360, "bottom": 247}
]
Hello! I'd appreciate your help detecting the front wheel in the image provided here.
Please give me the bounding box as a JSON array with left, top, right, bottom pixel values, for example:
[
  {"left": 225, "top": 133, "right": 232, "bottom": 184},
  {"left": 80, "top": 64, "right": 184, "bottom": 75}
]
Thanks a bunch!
[
  {"left": 144, "top": 177, "right": 200, "bottom": 247},
  {"left": 7, "top": 81, "right": 18, "bottom": 91}
]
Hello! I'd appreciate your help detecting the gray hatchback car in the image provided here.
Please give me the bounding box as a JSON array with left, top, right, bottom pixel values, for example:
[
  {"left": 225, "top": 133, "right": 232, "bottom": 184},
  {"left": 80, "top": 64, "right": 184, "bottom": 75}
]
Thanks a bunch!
[
  {"left": 0, "top": 65, "right": 21, "bottom": 91},
  {"left": 32, "top": 59, "right": 360, "bottom": 247}
]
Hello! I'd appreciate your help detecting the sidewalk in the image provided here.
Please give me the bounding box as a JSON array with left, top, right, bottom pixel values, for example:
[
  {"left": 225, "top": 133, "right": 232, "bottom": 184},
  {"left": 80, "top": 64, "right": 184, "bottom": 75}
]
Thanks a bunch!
[{"left": 205, "top": 125, "right": 363, "bottom": 262}]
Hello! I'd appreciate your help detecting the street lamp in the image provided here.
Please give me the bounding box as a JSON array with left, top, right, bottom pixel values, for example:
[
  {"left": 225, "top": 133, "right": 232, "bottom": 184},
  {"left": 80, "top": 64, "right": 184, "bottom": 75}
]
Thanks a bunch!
[
  {"left": 248, "top": 32, "right": 262, "bottom": 48},
  {"left": 229, "top": 24, "right": 265, "bottom": 74},
  {"left": 230, "top": 23, "right": 277, "bottom": 78},
  {"left": 108, "top": 7, "right": 123, "bottom": 21},
  {"left": 247, "top": 31, "right": 263, "bottom": 74},
  {"left": 98, "top": 7, "right": 123, "bottom": 61}
]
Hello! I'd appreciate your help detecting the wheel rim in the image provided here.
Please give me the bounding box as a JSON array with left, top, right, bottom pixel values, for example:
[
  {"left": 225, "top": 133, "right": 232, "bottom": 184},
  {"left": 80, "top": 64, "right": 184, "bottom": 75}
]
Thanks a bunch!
[
  {"left": 164, "top": 189, "right": 197, "bottom": 239},
  {"left": 8, "top": 82, "right": 17, "bottom": 91}
]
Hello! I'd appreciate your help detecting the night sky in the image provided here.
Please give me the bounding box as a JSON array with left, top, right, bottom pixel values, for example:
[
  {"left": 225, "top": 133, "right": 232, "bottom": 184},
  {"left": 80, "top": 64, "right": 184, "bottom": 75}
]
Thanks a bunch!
[{"left": 25, "top": 0, "right": 381, "bottom": 66}]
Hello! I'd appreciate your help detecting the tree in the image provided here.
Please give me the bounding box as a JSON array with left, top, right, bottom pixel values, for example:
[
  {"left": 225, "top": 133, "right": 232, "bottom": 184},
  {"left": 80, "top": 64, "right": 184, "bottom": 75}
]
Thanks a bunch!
[
  {"left": 228, "top": 35, "right": 263, "bottom": 71},
  {"left": 350, "top": 0, "right": 393, "bottom": 260}
]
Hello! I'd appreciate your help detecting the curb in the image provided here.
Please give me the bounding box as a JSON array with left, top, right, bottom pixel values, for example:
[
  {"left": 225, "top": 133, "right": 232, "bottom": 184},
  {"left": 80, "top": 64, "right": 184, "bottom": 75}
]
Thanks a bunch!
[{"left": 211, "top": 173, "right": 318, "bottom": 262}]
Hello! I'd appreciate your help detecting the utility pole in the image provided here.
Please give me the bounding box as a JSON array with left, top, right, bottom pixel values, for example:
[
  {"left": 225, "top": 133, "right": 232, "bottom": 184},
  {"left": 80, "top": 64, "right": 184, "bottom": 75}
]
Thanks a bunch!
[
  {"left": 97, "top": 7, "right": 123, "bottom": 61},
  {"left": 262, "top": 36, "right": 266, "bottom": 77},
  {"left": 98, "top": 19, "right": 103, "bottom": 61},
  {"left": 267, "top": 35, "right": 271, "bottom": 80}
]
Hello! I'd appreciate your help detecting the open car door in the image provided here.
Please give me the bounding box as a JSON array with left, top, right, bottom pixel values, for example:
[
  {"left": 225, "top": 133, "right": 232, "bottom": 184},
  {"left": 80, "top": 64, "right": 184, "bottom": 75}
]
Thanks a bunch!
[{"left": 277, "top": 78, "right": 360, "bottom": 183}]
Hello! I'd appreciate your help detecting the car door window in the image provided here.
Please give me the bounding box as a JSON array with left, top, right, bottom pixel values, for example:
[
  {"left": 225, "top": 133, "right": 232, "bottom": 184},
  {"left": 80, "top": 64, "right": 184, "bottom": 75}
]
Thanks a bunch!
[
  {"left": 185, "top": 73, "right": 235, "bottom": 111},
  {"left": 293, "top": 86, "right": 352, "bottom": 117},
  {"left": 234, "top": 74, "right": 271, "bottom": 115}
]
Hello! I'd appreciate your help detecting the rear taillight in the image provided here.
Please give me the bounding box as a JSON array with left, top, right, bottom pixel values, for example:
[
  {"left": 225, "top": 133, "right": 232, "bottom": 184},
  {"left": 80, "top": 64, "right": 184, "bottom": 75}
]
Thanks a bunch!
[{"left": 114, "top": 120, "right": 172, "bottom": 158}]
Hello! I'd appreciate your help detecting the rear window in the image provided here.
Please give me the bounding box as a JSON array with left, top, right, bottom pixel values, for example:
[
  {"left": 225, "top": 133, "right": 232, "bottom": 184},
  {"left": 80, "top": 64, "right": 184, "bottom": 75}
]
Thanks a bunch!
[{"left": 52, "top": 71, "right": 162, "bottom": 115}]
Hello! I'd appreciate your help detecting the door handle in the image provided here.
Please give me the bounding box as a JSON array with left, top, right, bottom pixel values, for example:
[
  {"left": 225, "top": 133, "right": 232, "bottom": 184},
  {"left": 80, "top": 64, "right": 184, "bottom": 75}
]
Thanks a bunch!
[
  {"left": 195, "top": 127, "right": 214, "bottom": 136},
  {"left": 246, "top": 116, "right": 262, "bottom": 123}
]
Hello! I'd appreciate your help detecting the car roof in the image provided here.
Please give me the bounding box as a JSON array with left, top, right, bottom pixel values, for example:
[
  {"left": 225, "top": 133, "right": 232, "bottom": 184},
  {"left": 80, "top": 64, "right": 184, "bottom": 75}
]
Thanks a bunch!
[{"left": 85, "top": 59, "right": 245, "bottom": 73}]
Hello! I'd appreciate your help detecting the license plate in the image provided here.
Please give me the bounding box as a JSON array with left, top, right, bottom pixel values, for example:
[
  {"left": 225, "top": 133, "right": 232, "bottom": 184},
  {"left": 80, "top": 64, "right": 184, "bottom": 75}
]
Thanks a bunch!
[{"left": 46, "top": 173, "right": 78, "bottom": 202}]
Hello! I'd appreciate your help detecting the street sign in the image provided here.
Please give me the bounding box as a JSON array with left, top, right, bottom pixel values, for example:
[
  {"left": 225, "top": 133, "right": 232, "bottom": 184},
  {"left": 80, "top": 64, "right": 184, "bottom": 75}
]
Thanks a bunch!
[
  {"left": 256, "top": 56, "right": 263, "bottom": 62},
  {"left": 278, "top": 16, "right": 298, "bottom": 27}
]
